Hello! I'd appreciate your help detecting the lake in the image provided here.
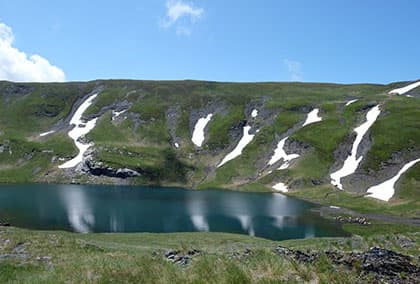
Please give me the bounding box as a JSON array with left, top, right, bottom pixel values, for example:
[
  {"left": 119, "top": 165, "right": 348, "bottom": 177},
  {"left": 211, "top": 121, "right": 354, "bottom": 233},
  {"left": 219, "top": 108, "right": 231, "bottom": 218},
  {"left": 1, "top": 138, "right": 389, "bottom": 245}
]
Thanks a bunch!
[{"left": 0, "top": 184, "right": 348, "bottom": 240}]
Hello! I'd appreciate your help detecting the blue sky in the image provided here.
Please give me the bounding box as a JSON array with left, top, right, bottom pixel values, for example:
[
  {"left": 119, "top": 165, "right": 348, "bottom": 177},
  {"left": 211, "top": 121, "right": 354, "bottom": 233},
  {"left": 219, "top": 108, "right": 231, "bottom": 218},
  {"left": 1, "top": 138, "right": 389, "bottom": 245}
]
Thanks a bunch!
[{"left": 0, "top": 0, "right": 419, "bottom": 83}]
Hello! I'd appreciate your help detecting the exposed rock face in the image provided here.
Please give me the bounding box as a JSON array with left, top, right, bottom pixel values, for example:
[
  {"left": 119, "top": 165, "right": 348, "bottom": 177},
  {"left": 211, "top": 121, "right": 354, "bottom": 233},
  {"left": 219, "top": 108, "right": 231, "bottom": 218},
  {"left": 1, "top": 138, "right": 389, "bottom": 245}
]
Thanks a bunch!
[
  {"left": 166, "top": 105, "right": 181, "bottom": 148},
  {"left": 405, "top": 87, "right": 420, "bottom": 98},
  {"left": 343, "top": 149, "right": 420, "bottom": 194},
  {"left": 284, "top": 138, "right": 310, "bottom": 157},
  {"left": 3, "top": 84, "right": 34, "bottom": 103},
  {"left": 189, "top": 100, "right": 229, "bottom": 137},
  {"left": 85, "top": 159, "right": 140, "bottom": 179},
  {"left": 329, "top": 104, "right": 380, "bottom": 192},
  {"left": 85, "top": 98, "right": 132, "bottom": 121}
]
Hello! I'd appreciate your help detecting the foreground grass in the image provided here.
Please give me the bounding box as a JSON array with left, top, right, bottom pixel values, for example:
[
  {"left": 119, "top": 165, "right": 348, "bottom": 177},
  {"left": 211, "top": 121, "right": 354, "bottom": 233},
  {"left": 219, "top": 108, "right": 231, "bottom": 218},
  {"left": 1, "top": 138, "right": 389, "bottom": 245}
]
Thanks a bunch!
[{"left": 0, "top": 223, "right": 418, "bottom": 283}]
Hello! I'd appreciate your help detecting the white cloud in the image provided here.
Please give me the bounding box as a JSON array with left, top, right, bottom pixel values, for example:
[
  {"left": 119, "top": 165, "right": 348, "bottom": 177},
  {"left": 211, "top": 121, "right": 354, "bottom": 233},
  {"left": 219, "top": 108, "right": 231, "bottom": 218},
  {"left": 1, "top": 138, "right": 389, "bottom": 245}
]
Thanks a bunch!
[
  {"left": 284, "top": 59, "right": 303, "bottom": 81},
  {"left": 0, "top": 21, "right": 65, "bottom": 82},
  {"left": 161, "top": 0, "right": 204, "bottom": 35}
]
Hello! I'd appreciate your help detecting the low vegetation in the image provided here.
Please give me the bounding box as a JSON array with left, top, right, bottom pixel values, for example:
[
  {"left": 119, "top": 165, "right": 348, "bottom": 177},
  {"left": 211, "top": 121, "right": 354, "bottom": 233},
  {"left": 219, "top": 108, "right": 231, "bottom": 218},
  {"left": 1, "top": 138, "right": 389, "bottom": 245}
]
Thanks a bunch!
[{"left": 0, "top": 222, "right": 418, "bottom": 283}]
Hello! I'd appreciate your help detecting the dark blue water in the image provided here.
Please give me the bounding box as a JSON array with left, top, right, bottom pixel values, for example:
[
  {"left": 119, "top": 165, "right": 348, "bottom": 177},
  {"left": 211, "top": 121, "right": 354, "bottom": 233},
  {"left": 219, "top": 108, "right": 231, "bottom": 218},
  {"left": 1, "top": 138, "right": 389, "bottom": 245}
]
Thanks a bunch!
[{"left": 0, "top": 184, "right": 347, "bottom": 240}]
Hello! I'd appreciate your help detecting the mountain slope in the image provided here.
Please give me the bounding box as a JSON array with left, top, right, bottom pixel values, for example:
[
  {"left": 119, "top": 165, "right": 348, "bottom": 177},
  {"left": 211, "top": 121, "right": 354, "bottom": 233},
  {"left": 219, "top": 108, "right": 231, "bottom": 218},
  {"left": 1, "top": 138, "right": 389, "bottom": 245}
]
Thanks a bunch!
[{"left": 0, "top": 80, "right": 418, "bottom": 213}]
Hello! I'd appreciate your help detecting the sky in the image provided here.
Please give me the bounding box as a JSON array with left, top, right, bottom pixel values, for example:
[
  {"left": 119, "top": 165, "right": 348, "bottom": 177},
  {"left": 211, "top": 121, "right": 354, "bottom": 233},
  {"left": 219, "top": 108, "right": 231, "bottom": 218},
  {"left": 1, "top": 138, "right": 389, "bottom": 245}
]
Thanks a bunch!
[{"left": 0, "top": 0, "right": 419, "bottom": 84}]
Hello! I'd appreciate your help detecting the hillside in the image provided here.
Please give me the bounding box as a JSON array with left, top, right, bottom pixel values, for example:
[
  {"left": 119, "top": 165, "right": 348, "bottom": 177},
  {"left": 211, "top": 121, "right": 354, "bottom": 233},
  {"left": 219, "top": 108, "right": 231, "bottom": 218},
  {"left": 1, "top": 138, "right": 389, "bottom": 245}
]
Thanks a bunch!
[{"left": 0, "top": 79, "right": 419, "bottom": 216}]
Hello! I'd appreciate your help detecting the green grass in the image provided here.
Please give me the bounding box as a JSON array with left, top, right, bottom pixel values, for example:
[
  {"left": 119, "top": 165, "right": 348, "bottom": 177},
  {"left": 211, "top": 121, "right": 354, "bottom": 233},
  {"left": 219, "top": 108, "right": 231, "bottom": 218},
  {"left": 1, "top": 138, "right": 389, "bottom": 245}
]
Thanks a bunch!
[
  {"left": 0, "top": 223, "right": 417, "bottom": 283},
  {"left": 363, "top": 97, "right": 420, "bottom": 171}
]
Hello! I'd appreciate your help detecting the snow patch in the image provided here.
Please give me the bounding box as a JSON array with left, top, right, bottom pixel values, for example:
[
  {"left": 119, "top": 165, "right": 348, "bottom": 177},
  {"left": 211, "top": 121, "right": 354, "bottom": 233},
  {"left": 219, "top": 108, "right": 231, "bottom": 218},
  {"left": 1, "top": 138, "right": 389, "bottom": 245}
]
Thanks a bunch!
[
  {"left": 272, "top": 182, "right": 288, "bottom": 193},
  {"left": 330, "top": 105, "right": 381, "bottom": 189},
  {"left": 59, "top": 94, "right": 98, "bottom": 169},
  {"left": 389, "top": 81, "right": 420, "bottom": 95},
  {"left": 39, "top": 130, "right": 55, "bottom": 137},
  {"left": 174, "top": 142, "right": 179, "bottom": 148},
  {"left": 345, "top": 99, "right": 358, "bottom": 106},
  {"left": 251, "top": 109, "right": 258, "bottom": 118},
  {"left": 366, "top": 158, "right": 420, "bottom": 202},
  {"left": 302, "top": 108, "right": 322, "bottom": 127},
  {"left": 191, "top": 113, "right": 213, "bottom": 147},
  {"left": 217, "top": 125, "right": 255, "bottom": 167},
  {"left": 112, "top": 109, "right": 127, "bottom": 120},
  {"left": 268, "top": 137, "right": 300, "bottom": 168}
]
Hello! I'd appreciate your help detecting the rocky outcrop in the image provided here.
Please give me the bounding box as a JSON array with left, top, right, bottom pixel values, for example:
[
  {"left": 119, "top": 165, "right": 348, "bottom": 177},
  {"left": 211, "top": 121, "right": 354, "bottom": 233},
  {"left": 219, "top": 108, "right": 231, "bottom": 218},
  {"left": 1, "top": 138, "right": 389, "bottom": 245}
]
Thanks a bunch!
[
  {"left": 189, "top": 100, "right": 229, "bottom": 137},
  {"left": 275, "top": 246, "right": 420, "bottom": 284},
  {"left": 343, "top": 149, "right": 420, "bottom": 194},
  {"left": 166, "top": 105, "right": 181, "bottom": 148},
  {"left": 161, "top": 249, "right": 201, "bottom": 266},
  {"left": 85, "top": 159, "right": 140, "bottom": 179}
]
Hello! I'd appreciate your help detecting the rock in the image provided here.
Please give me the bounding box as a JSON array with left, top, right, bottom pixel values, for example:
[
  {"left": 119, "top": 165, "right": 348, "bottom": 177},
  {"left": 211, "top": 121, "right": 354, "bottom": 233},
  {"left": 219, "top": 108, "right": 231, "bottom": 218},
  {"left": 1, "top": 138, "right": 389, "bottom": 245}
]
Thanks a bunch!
[
  {"left": 164, "top": 250, "right": 179, "bottom": 259},
  {"left": 327, "top": 247, "right": 420, "bottom": 282},
  {"left": 274, "top": 246, "right": 319, "bottom": 263},
  {"left": 0, "top": 222, "right": 11, "bottom": 227},
  {"left": 35, "top": 256, "right": 52, "bottom": 261},
  {"left": 13, "top": 242, "right": 26, "bottom": 254},
  {"left": 0, "top": 141, "right": 10, "bottom": 154},
  {"left": 4, "top": 84, "right": 34, "bottom": 97},
  {"left": 115, "top": 168, "right": 140, "bottom": 178},
  {"left": 175, "top": 256, "right": 190, "bottom": 266},
  {"left": 395, "top": 235, "right": 415, "bottom": 249},
  {"left": 0, "top": 253, "right": 29, "bottom": 260},
  {"left": 334, "top": 215, "right": 370, "bottom": 225},
  {"left": 162, "top": 249, "right": 200, "bottom": 266},
  {"left": 187, "top": 249, "right": 201, "bottom": 256},
  {"left": 275, "top": 245, "right": 420, "bottom": 283},
  {"left": 85, "top": 159, "right": 140, "bottom": 179}
]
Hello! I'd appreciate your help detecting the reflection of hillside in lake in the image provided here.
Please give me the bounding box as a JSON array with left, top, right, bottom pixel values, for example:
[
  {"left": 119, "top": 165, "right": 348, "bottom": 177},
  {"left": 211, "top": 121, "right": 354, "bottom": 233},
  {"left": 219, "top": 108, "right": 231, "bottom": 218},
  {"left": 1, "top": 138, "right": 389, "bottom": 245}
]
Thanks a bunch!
[{"left": 0, "top": 184, "right": 348, "bottom": 240}]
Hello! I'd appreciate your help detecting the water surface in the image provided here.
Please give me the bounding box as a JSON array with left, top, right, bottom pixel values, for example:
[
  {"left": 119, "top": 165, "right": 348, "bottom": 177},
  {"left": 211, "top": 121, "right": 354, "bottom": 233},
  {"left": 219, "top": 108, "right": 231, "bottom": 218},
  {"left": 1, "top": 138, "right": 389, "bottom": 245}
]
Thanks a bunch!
[{"left": 0, "top": 184, "right": 347, "bottom": 240}]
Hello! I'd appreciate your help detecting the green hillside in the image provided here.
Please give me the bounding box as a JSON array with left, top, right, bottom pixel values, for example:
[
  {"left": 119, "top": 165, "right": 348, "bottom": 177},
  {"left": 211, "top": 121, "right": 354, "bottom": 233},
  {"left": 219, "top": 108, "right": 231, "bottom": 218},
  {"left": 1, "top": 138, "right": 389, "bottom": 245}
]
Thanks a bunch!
[{"left": 0, "top": 80, "right": 419, "bottom": 216}]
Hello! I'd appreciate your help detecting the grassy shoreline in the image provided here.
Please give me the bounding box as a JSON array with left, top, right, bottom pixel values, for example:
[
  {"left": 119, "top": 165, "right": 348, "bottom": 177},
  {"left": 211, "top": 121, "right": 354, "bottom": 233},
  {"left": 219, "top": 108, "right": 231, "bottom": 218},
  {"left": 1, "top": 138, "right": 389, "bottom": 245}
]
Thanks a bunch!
[{"left": 0, "top": 222, "right": 418, "bottom": 283}]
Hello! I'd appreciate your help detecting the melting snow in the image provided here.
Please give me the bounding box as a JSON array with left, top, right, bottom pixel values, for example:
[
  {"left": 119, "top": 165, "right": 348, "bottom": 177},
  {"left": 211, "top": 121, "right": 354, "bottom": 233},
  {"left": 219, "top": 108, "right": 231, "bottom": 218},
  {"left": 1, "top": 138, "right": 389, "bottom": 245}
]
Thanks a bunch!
[
  {"left": 272, "top": 182, "right": 288, "bottom": 193},
  {"left": 389, "top": 81, "right": 420, "bottom": 95},
  {"left": 302, "top": 108, "right": 322, "bottom": 127},
  {"left": 366, "top": 158, "right": 420, "bottom": 202},
  {"left": 59, "top": 94, "right": 98, "bottom": 169},
  {"left": 330, "top": 105, "right": 381, "bottom": 189},
  {"left": 174, "top": 142, "right": 179, "bottom": 148},
  {"left": 112, "top": 109, "right": 127, "bottom": 120},
  {"left": 251, "top": 109, "right": 258, "bottom": 118},
  {"left": 268, "top": 137, "right": 300, "bottom": 168},
  {"left": 39, "top": 130, "right": 55, "bottom": 137},
  {"left": 217, "top": 125, "right": 255, "bottom": 167},
  {"left": 345, "top": 99, "right": 358, "bottom": 106},
  {"left": 192, "top": 113, "right": 213, "bottom": 147}
]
